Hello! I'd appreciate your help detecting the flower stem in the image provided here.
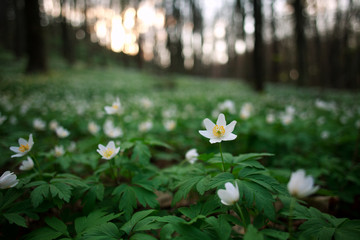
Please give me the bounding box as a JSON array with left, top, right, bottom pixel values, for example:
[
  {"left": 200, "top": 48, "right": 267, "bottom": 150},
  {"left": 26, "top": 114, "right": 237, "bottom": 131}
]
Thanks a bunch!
[
  {"left": 235, "top": 202, "right": 247, "bottom": 232},
  {"left": 288, "top": 197, "right": 296, "bottom": 238},
  {"left": 30, "top": 153, "right": 42, "bottom": 178},
  {"left": 219, "top": 142, "right": 225, "bottom": 172}
]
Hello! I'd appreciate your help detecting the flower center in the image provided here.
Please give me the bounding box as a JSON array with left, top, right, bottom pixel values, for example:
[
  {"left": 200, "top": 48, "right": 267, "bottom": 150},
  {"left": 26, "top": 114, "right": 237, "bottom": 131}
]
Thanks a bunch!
[
  {"left": 213, "top": 125, "right": 225, "bottom": 137},
  {"left": 19, "top": 144, "right": 29, "bottom": 152},
  {"left": 103, "top": 149, "right": 114, "bottom": 158},
  {"left": 112, "top": 104, "right": 119, "bottom": 109}
]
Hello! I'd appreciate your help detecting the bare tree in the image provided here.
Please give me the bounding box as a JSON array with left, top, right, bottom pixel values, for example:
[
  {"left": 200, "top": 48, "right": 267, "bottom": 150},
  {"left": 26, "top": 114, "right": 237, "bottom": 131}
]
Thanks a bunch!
[
  {"left": 25, "top": 0, "right": 48, "bottom": 73},
  {"left": 253, "top": 0, "right": 264, "bottom": 92}
]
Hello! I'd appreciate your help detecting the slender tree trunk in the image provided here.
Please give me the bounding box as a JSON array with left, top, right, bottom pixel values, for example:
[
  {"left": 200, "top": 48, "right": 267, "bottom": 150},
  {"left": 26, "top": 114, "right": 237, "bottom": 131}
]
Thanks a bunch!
[
  {"left": 253, "top": 0, "right": 264, "bottom": 92},
  {"left": 293, "top": 0, "right": 307, "bottom": 86},
  {"left": 25, "top": 0, "right": 48, "bottom": 73},
  {"left": 60, "top": 0, "right": 75, "bottom": 64},
  {"left": 270, "top": 1, "right": 279, "bottom": 82},
  {"left": 13, "top": 0, "right": 25, "bottom": 59}
]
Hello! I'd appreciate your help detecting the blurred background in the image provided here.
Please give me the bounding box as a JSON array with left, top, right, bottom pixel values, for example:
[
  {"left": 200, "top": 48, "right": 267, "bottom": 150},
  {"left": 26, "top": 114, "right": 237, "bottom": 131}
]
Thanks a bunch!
[{"left": 0, "top": 0, "right": 359, "bottom": 90}]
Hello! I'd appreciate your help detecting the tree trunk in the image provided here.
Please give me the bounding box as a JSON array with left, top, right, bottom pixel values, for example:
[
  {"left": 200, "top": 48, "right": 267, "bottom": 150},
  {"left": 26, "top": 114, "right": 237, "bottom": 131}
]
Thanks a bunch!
[
  {"left": 270, "top": 1, "right": 279, "bottom": 83},
  {"left": 253, "top": 0, "right": 264, "bottom": 92},
  {"left": 293, "top": 0, "right": 307, "bottom": 86},
  {"left": 25, "top": 0, "right": 48, "bottom": 73},
  {"left": 60, "top": 0, "right": 75, "bottom": 64},
  {"left": 13, "top": 0, "right": 25, "bottom": 59}
]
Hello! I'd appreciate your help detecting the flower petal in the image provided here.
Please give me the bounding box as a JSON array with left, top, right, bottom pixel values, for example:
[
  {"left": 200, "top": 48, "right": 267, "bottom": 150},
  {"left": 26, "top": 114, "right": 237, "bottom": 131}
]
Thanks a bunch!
[
  {"left": 210, "top": 138, "right": 222, "bottom": 144},
  {"left": 216, "top": 113, "right": 226, "bottom": 126},
  {"left": 225, "top": 120, "right": 237, "bottom": 134},
  {"left": 222, "top": 133, "right": 237, "bottom": 141},
  {"left": 199, "top": 130, "right": 212, "bottom": 139},
  {"left": 203, "top": 118, "right": 215, "bottom": 131}
]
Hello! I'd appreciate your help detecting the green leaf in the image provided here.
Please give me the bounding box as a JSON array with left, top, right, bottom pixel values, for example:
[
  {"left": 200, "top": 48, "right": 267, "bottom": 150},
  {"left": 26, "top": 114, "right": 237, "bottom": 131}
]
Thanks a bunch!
[
  {"left": 172, "top": 222, "right": 212, "bottom": 240},
  {"left": 3, "top": 213, "right": 27, "bottom": 228},
  {"left": 132, "top": 216, "right": 163, "bottom": 232},
  {"left": 24, "top": 227, "right": 63, "bottom": 240},
  {"left": 112, "top": 184, "right": 137, "bottom": 219},
  {"left": 237, "top": 179, "right": 275, "bottom": 220},
  {"left": 207, "top": 172, "right": 234, "bottom": 190},
  {"left": 75, "top": 210, "right": 121, "bottom": 235},
  {"left": 261, "top": 229, "right": 289, "bottom": 240},
  {"left": 84, "top": 222, "right": 122, "bottom": 240},
  {"left": 31, "top": 183, "right": 50, "bottom": 208},
  {"left": 244, "top": 225, "right": 264, "bottom": 240},
  {"left": 45, "top": 217, "right": 69, "bottom": 236},
  {"left": 0, "top": 188, "right": 23, "bottom": 211},
  {"left": 205, "top": 215, "right": 232, "bottom": 240},
  {"left": 235, "top": 153, "right": 274, "bottom": 162},
  {"left": 132, "top": 186, "right": 159, "bottom": 208},
  {"left": 172, "top": 176, "right": 204, "bottom": 204},
  {"left": 120, "top": 209, "right": 156, "bottom": 235},
  {"left": 130, "top": 233, "right": 158, "bottom": 240},
  {"left": 334, "top": 219, "right": 360, "bottom": 240},
  {"left": 131, "top": 141, "right": 151, "bottom": 165},
  {"left": 145, "top": 138, "right": 173, "bottom": 149},
  {"left": 49, "top": 183, "right": 72, "bottom": 202}
]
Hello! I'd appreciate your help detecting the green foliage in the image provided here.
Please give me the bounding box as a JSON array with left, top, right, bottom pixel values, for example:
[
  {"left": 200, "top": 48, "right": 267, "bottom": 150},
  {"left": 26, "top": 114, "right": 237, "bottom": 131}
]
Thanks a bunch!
[{"left": 1, "top": 54, "right": 360, "bottom": 239}]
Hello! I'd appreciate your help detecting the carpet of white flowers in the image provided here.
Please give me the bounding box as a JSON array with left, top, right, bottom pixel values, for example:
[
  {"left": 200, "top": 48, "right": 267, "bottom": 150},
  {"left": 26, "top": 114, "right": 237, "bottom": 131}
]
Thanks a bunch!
[{"left": 1, "top": 54, "right": 360, "bottom": 239}]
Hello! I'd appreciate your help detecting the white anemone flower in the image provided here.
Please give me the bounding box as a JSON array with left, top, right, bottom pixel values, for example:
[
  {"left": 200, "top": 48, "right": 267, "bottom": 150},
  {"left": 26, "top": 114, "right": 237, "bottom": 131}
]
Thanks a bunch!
[
  {"left": 54, "top": 145, "right": 65, "bottom": 157},
  {"left": 56, "top": 126, "right": 70, "bottom": 138},
  {"left": 139, "top": 120, "right": 153, "bottom": 133},
  {"left": 199, "top": 113, "right": 237, "bottom": 144},
  {"left": 49, "top": 120, "right": 59, "bottom": 131},
  {"left": 217, "top": 182, "right": 240, "bottom": 206},
  {"left": 104, "top": 97, "right": 123, "bottom": 115},
  {"left": 103, "top": 120, "right": 123, "bottom": 138},
  {"left": 287, "top": 169, "right": 319, "bottom": 198},
  {"left": 88, "top": 121, "right": 100, "bottom": 135},
  {"left": 240, "top": 103, "right": 253, "bottom": 120},
  {"left": 0, "top": 171, "right": 19, "bottom": 189},
  {"left": 97, "top": 141, "right": 120, "bottom": 160},
  {"left": 185, "top": 148, "right": 199, "bottom": 164},
  {"left": 10, "top": 134, "right": 34, "bottom": 158},
  {"left": 33, "top": 118, "right": 46, "bottom": 131},
  {"left": 19, "top": 157, "right": 34, "bottom": 171},
  {"left": 164, "top": 120, "right": 176, "bottom": 131},
  {"left": 0, "top": 112, "right": 7, "bottom": 125}
]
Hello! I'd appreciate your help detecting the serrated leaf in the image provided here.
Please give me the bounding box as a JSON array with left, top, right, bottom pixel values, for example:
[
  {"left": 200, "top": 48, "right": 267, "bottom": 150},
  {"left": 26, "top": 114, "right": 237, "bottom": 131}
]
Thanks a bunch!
[
  {"left": 112, "top": 184, "right": 137, "bottom": 219},
  {"left": 196, "top": 175, "right": 210, "bottom": 195},
  {"left": 235, "top": 153, "right": 274, "bottom": 162},
  {"left": 145, "top": 138, "right": 173, "bottom": 149},
  {"left": 84, "top": 222, "right": 122, "bottom": 240},
  {"left": 131, "top": 141, "right": 151, "bottom": 165},
  {"left": 207, "top": 172, "right": 234, "bottom": 191},
  {"left": 132, "top": 216, "right": 163, "bottom": 232},
  {"left": 205, "top": 215, "right": 232, "bottom": 240},
  {"left": 3, "top": 213, "right": 27, "bottom": 228},
  {"left": 172, "top": 176, "right": 204, "bottom": 204},
  {"left": 172, "top": 222, "right": 212, "bottom": 240},
  {"left": 130, "top": 233, "right": 158, "bottom": 240},
  {"left": 334, "top": 219, "right": 360, "bottom": 240},
  {"left": 45, "top": 217, "right": 68, "bottom": 236},
  {"left": 237, "top": 179, "right": 275, "bottom": 220},
  {"left": 132, "top": 186, "right": 159, "bottom": 208},
  {"left": 24, "top": 227, "right": 63, "bottom": 240},
  {"left": 261, "top": 229, "right": 289, "bottom": 240},
  {"left": 49, "top": 183, "right": 72, "bottom": 202},
  {"left": 244, "top": 224, "right": 264, "bottom": 240},
  {"left": 31, "top": 184, "right": 50, "bottom": 208},
  {"left": 120, "top": 209, "right": 156, "bottom": 235},
  {"left": 75, "top": 210, "right": 121, "bottom": 235}
]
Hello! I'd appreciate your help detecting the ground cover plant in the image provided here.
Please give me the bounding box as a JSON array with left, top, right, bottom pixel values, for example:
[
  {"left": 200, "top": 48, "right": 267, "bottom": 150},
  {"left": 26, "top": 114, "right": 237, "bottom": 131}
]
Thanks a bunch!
[{"left": 1, "top": 53, "right": 360, "bottom": 239}]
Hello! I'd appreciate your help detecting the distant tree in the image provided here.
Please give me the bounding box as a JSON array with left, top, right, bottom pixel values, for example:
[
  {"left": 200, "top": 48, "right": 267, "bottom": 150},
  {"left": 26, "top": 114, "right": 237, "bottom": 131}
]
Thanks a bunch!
[
  {"left": 60, "top": 0, "right": 75, "bottom": 64},
  {"left": 25, "top": 0, "right": 47, "bottom": 73},
  {"left": 13, "top": 0, "right": 26, "bottom": 59},
  {"left": 253, "top": 0, "right": 264, "bottom": 92},
  {"left": 292, "top": 0, "right": 307, "bottom": 86},
  {"left": 270, "top": 1, "right": 279, "bottom": 82}
]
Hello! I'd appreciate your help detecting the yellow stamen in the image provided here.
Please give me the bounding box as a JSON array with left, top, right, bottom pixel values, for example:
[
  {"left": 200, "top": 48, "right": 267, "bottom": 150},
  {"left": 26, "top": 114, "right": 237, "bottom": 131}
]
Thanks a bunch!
[
  {"left": 19, "top": 144, "right": 29, "bottom": 152},
  {"left": 213, "top": 125, "right": 225, "bottom": 137},
  {"left": 112, "top": 104, "right": 119, "bottom": 109},
  {"left": 103, "top": 149, "right": 114, "bottom": 158}
]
